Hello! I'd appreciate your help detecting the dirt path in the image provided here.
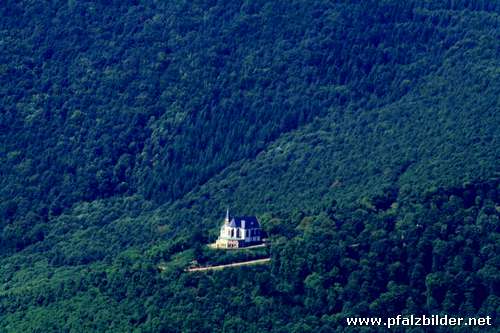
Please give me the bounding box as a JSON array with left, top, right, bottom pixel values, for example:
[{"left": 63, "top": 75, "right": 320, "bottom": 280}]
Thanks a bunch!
[{"left": 186, "top": 258, "right": 271, "bottom": 272}]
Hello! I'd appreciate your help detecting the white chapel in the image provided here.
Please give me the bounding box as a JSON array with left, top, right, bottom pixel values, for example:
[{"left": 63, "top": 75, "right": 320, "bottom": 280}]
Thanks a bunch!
[{"left": 215, "top": 210, "right": 262, "bottom": 249}]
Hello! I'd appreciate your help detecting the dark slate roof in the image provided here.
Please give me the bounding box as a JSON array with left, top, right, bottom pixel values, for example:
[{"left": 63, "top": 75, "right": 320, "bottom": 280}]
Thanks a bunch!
[{"left": 228, "top": 216, "right": 260, "bottom": 229}]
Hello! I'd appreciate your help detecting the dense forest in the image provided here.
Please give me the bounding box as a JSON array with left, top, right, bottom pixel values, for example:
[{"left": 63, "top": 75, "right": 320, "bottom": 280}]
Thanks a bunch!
[{"left": 0, "top": 0, "right": 499, "bottom": 332}]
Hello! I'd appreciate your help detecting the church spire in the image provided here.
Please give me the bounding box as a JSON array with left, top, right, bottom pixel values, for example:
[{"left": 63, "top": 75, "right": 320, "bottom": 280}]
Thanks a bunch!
[{"left": 225, "top": 208, "right": 230, "bottom": 224}]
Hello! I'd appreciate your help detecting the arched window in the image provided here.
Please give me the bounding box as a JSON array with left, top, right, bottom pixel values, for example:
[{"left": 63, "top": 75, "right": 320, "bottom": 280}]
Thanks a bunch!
[
  {"left": 236, "top": 229, "right": 240, "bottom": 238},
  {"left": 231, "top": 229, "right": 234, "bottom": 238}
]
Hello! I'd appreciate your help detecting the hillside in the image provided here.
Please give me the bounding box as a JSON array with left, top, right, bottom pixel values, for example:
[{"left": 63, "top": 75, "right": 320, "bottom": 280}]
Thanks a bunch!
[
  {"left": 150, "top": 35, "right": 500, "bottom": 246},
  {"left": 0, "top": 0, "right": 499, "bottom": 332},
  {"left": 3, "top": 0, "right": 498, "bottom": 250}
]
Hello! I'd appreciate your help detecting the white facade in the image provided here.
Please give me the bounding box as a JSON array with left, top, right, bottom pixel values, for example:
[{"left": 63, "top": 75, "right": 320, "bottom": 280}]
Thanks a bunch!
[{"left": 215, "top": 210, "right": 262, "bottom": 248}]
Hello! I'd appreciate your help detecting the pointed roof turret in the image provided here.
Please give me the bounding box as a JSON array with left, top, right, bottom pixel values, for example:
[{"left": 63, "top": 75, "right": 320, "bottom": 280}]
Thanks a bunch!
[{"left": 224, "top": 208, "right": 230, "bottom": 225}]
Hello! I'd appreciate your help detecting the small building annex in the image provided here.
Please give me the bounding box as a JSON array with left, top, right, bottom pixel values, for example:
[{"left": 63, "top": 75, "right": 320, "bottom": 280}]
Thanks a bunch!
[{"left": 215, "top": 210, "right": 262, "bottom": 249}]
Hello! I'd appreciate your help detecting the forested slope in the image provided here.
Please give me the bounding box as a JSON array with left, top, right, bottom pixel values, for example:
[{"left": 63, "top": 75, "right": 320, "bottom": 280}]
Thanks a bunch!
[
  {"left": 0, "top": 180, "right": 498, "bottom": 332},
  {"left": 152, "top": 34, "right": 500, "bottom": 243},
  {"left": 0, "top": 0, "right": 499, "bottom": 332},
  {"left": 3, "top": 0, "right": 499, "bottom": 250}
]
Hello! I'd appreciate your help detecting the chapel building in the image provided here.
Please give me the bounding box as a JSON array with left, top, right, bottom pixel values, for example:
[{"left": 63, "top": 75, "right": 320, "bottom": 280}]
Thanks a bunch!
[{"left": 215, "top": 210, "right": 262, "bottom": 248}]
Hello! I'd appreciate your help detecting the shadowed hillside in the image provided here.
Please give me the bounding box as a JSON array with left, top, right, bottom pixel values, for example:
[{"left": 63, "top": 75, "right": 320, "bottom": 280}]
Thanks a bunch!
[
  {"left": 0, "top": 0, "right": 499, "bottom": 332},
  {"left": 3, "top": 0, "right": 498, "bottom": 249}
]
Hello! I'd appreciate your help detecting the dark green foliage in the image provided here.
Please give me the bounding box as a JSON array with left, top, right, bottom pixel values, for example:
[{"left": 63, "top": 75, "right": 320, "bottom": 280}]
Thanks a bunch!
[
  {"left": 0, "top": 0, "right": 499, "bottom": 332},
  {"left": 0, "top": 180, "right": 498, "bottom": 332},
  {"left": 197, "top": 246, "right": 270, "bottom": 267},
  {"left": 3, "top": 0, "right": 499, "bottom": 247}
]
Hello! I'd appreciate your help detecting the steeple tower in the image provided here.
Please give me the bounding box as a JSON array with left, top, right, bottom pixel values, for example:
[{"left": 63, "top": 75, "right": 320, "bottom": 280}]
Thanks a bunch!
[{"left": 225, "top": 208, "right": 230, "bottom": 225}]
